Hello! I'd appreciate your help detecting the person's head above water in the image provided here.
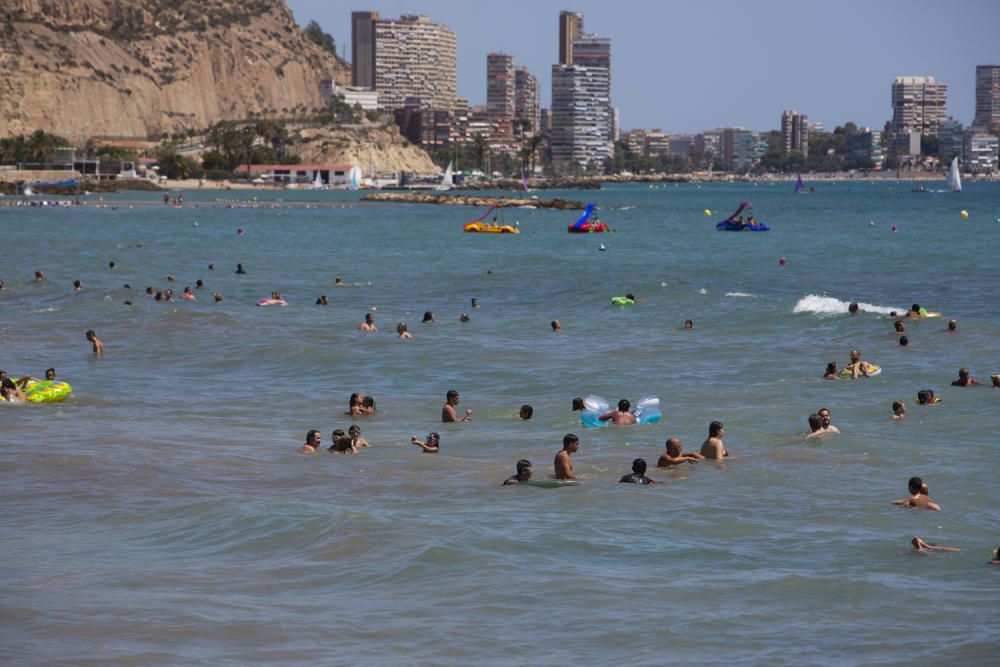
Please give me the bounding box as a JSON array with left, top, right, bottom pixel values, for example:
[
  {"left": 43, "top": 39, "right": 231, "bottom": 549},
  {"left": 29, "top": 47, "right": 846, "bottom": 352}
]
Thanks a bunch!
[
  {"left": 516, "top": 459, "right": 533, "bottom": 479},
  {"left": 571, "top": 397, "right": 584, "bottom": 411},
  {"left": 632, "top": 458, "right": 647, "bottom": 475},
  {"left": 617, "top": 399, "right": 630, "bottom": 412},
  {"left": 908, "top": 477, "right": 923, "bottom": 495},
  {"left": 365, "top": 313, "right": 374, "bottom": 323},
  {"left": 551, "top": 319, "right": 561, "bottom": 331},
  {"left": 45, "top": 368, "right": 55, "bottom": 380},
  {"left": 519, "top": 404, "right": 533, "bottom": 420},
  {"left": 422, "top": 311, "right": 435, "bottom": 323},
  {"left": 709, "top": 421, "right": 724, "bottom": 438},
  {"left": 916, "top": 389, "right": 936, "bottom": 404},
  {"left": 563, "top": 433, "right": 579, "bottom": 450},
  {"left": 665, "top": 437, "right": 682, "bottom": 456},
  {"left": 848, "top": 302, "right": 859, "bottom": 313},
  {"left": 948, "top": 320, "right": 957, "bottom": 331},
  {"left": 825, "top": 362, "right": 837, "bottom": 375},
  {"left": 894, "top": 321, "right": 905, "bottom": 332},
  {"left": 899, "top": 335, "right": 909, "bottom": 346},
  {"left": 305, "top": 429, "right": 321, "bottom": 447},
  {"left": 348, "top": 424, "right": 361, "bottom": 437},
  {"left": 683, "top": 319, "right": 693, "bottom": 329},
  {"left": 625, "top": 293, "right": 635, "bottom": 301},
  {"left": 849, "top": 349, "right": 860, "bottom": 362},
  {"left": 808, "top": 413, "right": 823, "bottom": 432},
  {"left": 446, "top": 389, "right": 460, "bottom": 404}
]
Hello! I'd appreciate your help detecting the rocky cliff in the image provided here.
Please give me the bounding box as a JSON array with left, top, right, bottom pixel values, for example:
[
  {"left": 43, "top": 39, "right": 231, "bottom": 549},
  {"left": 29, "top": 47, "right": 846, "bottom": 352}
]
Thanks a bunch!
[
  {"left": 291, "top": 125, "right": 438, "bottom": 175},
  {"left": 0, "top": 0, "right": 351, "bottom": 143}
]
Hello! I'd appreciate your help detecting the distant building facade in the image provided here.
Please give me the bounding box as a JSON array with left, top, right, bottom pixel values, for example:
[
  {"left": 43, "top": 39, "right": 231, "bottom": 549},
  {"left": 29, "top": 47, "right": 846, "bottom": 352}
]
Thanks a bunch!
[
  {"left": 780, "top": 110, "right": 810, "bottom": 158},
  {"left": 888, "top": 75, "right": 948, "bottom": 155},
  {"left": 374, "top": 14, "right": 457, "bottom": 112},
  {"left": 963, "top": 131, "right": 998, "bottom": 173},
  {"left": 486, "top": 53, "right": 516, "bottom": 141},
  {"left": 514, "top": 67, "right": 541, "bottom": 137},
  {"left": 845, "top": 128, "right": 884, "bottom": 168},
  {"left": 558, "top": 11, "right": 584, "bottom": 66},
  {"left": 937, "top": 118, "right": 964, "bottom": 163},
  {"left": 972, "top": 65, "right": 1000, "bottom": 133},
  {"left": 351, "top": 11, "right": 379, "bottom": 89},
  {"left": 723, "top": 128, "right": 767, "bottom": 171},
  {"left": 644, "top": 129, "right": 669, "bottom": 157}
]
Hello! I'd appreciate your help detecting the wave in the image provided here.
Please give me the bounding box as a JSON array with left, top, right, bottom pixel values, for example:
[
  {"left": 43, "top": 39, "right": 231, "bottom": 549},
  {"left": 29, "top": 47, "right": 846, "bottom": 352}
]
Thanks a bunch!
[
  {"left": 792, "top": 294, "right": 898, "bottom": 316},
  {"left": 725, "top": 292, "right": 758, "bottom": 298}
]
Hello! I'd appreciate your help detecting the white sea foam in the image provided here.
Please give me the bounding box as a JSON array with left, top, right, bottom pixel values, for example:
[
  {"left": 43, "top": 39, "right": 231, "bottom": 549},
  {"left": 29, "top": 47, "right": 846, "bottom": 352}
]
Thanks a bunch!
[
  {"left": 698, "top": 288, "right": 708, "bottom": 294},
  {"left": 792, "top": 294, "right": 898, "bottom": 316},
  {"left": 725, "top": 292, "right": 758, "bottom": 298}
]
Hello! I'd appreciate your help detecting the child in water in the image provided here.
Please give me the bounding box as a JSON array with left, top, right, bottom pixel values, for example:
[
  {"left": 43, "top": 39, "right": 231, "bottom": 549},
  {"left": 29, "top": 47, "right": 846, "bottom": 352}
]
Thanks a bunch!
[{"left": 411, "top": 432, "right": 440, "bottom": 453}]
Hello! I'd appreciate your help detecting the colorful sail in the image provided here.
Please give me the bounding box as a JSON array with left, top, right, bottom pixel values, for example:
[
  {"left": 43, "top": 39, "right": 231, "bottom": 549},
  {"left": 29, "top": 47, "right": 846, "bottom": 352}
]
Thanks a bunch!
[
  {"left": 794, "top": 172, "right": 806, "bottom": 192},
  {"left": 569, "top": 204, "right": 595, "bottom": 231}
]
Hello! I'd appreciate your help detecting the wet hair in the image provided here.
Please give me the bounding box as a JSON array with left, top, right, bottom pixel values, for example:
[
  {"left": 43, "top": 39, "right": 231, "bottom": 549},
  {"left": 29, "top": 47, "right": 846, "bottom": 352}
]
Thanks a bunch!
[
  {"left": 665, "top": 438, "right": 682, "bottom": 456},
  {"left": 365, "top": 313, "right": 374, "bottom": 322},
  {"left": 899, "top": 335, "right": 909, "bottom": 346},
  {"left": 306, "top": 429, "right": 321, "bottom": 446},
  {"left": 146, "top": 287, "right": 154, "bottom": 294},
  {"left": 516, "top": 459, "right": 532, "bottom": 472},
  {"left": 349, "top": 393, "right": 361, "bottom": 408},
  {"left": 422, "top": 311, "right": 434, "bottom": 323},
  {"left": 426, "top": 432, "right": 440, "bottom": 444},
  {"left": 917, "top": 389, "right": 930, "bottom": 404},
  {"left": 848, "top": 302, "right": 859, "bottom": 313},
  {"left": 446, "top": 389, "right": 459, "bottom": 401},
  {"left": 362, "top": 396, "right": 375, "bottom": 410},
  {"left": 947, "top": 320, "right": 956, "bottom": 330},
  {"left": 808, "top": 414, "right": 823, "bottom": 432},
  {"left": 825, "top": 362, "right": 837, "bottom": 375},
  {"left": 908, "top": 477, "right": 923, "bottom": 494},
  {"left": 618, "top": 399, "right": 630, "bottom": 412},
  {"left": 910, "top": 304, "right": 920, "bottom": 312},
  {"left": 958, "top": 367, "right": 969, "bottom": 378},
  {"left": 571, "top": 397, "right": 584, "bottom": 410},
  {"left": 563, "top": 433, "right": 579, "bottom": 448},
  {"left": 709, "top": 421, "right": 724, "bottom": 437},
  {"left": 632, "top": 458, "right": 647, "bottom": 474},
  {"left": 625, "top": 293, "right": 635, "bottom": 301},
  {"left": 889, "top": 311, "right": 897, "bottom": 317},
  {"left": 397, "top": 322, "right": 407, "bottom": 333},
  {"left": 85, "top": 329, "right": 96, "bottom": 339},
  {"left": 196, "top": 280, "right": 204, "bottom": 288},
  {"left": 894, "top": 321, "right": 905, "bottom": 332},
  {"left": 684, "top": 319, "right": 693, "bottom": 328},
  {"left": 459, "top": 313, "right": 470, "bottom": 322},
  {"left": 551, "top": 320, "right": 560, "bottom": 330},
  {"left": 45, "top": 368, "right": 55, "bottom": 377},
  {"left": 892, "top": 400, "right": 904, "bottom": 412},
  {"left": 73, "top": 280, "right": 82, "bottom": 288},
  {"left": 920, "top": 482, "right": 929, "bottom": 495},
  {"left": 348, "top": 425, "right": 361, "bottom": 436},
  {"left": 109, "top": 261, "right": 116, "bottom": 269},
  {"left": 519, "top": 404, "right": 533, "bottom": 419}
]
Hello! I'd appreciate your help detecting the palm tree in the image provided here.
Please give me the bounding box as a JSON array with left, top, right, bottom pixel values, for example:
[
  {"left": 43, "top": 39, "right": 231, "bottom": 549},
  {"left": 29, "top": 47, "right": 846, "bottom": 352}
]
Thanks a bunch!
[{"left": 525, "top": 135, "right": 544, "bottom": 175}]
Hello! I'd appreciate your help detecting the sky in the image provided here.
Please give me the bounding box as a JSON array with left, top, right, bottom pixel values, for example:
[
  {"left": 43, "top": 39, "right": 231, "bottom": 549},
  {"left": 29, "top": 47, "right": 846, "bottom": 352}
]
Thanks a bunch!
[{"left": 287, "top": 0, "right": 1000, "bottom": 134}]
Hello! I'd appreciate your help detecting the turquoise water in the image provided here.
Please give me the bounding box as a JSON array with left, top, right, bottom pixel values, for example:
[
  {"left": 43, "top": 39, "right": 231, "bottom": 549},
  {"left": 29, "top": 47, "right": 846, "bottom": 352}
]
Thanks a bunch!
[{"left": 2, "top": 181, "right": 999, "bottom": 665}]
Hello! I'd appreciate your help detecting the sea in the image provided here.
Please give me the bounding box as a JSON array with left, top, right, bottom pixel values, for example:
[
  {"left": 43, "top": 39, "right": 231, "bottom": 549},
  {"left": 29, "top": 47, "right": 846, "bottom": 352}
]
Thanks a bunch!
[{"left": 2, "top": 180, "right": 998, "bottom": 665}]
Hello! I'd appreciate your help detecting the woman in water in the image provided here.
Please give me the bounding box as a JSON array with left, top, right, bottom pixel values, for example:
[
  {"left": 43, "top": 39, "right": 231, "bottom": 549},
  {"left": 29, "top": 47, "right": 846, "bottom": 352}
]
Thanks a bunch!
[
  {"left": 348, "top": 393, "right": 365, "bottom": 417},
  {"left": 823, "top": 362, "right": 840, "bottom": 380},
  {"left": 411, "top": 432, "right": 440, "bottom": 453},
  {"left": 804, "top": 413, "right": 826, "bottom": 439}
]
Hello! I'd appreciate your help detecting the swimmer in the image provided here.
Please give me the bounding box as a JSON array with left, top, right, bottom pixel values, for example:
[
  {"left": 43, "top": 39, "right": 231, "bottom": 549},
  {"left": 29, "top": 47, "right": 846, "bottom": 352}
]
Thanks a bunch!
[
  {"left": 992, "top": 374, "right": 1000, "bottom": 388},
  {"left": 0, "top": 379, "right": 27, "bottom": 404},
  {"left": 411, "top": 432, "right": 440, "bottom": 453},
  {"left": 44, "top": 368, "right": 55, "bottom": 381},
  {"left": 657, "top": 437, "right": 703, "bottom": 467},
  {"left": 906, "top": 303, "right": 925, "bottom": 318},
  {"left": 442, "top": 390, "right": 471, "bottom": 423},
  {"left": 818, "top": 408, "right": 839, "bottom": 433},
  {"left": 85, "top": 329, "right": 104, "bottom": 357},
  {"left": 916, "top": 389, "right": 940, "bottom": 405},
  {"left": 334, "top": 277, "right": 344, "bottom": 286},
  {"left": 300, "top": 429, "right": 322, "bottom": 453},
  {"left": 34, "top": 271, "right": 45, "bottom": 282},
  {"left": 166, "top": 274, "right": 175, "bottom": 282},
  {"left": 700, "top": 421, "right": 729, "bottom": 459},
  {"left": 214, "top": 292, "right": 223, "bottom": 303},
  {"left": 359, "top": 313, "right": 377, "bottom": 332},
  {"left": 316, "top": 295, "right": 329, "bottom": 305},
  {"left": 946, "top": 319, "right": 957, "bottom": 332},
  {"left": 519, "top": 404, "right": 533, "bottom": 420},
  {"left": 894, "top": 321, "right": 905, "bottom": 335},
  {"left": 804, "top": 414, "right": 826, "bottom": 439},
  {"left": 471, "top": 297, "right": 479, "bottom": 308},
  {"left": 503, "top": 459, "right": 533, "bottom": 485},
  {"left": 891, "top": 400, "right": 906, "bottom": 419},
  {"left": 182, "top": 286, "right": 196, "bottom": 301},
  {"left": 422, "top": 311, "right": 436, "bottom": 324},
  {"left": 892, "top": 477, "right": 940, "bottom": 511},
  {"left": 599, "top": 399, "right": 637, "bottom": 426},
  {"left": 459, "top": 313, "right": 470, "bottom": 322},
  {"left": 619, "top": 458, "right": 657, "bottom": 485},
  {"left": 348, "top": 424, "right": 369, "bottom": 448},
  {"left": 73, "top": 279, "right": 83, "bottom": 292},
  {"left": 0, "top": 280, "right": 4, "bottom": 290},
  {"left": 683, "top": 319, "right": 693, "bottom": 330},
  {"left": 910, "top": 537, "right": 959, "bottom": 553},
  {"left": 208, "top": 264, "right": 215, "bottom": 271},
  {"left": 899, "top": 335, "right": 909, "bottom": 347},
  {"left": 397, "top": 322, "right": 413, "bottom": 339},
  {"left": 196, "top": 280, "right": 204, "bottom": 289},
  {"left": 235, "top": 263, "right": 246, "bottom": 275},
  {"left": 823, "top": 362, "right": 840, "bottom": 380},
  {"left": 551, "top": 319, "right": 561, "bottom": 332},
  {"left": 361, "top": 395, "right": 376, "bottom": 415},
  {"left": 146, "top": 287, "right": 154, "bottom": 296},
  {"left": 328, "top": 429, "right": 357, "bottom": 454},
  {"left": 571, "top": 397, "right": 585, "bottom": 411},
  {"left": 348, "top": 393, "right": 364, "bottom": 417},
  {"left": 844, "top": 349, "right": 874, "bottom": 379},
  {"left": 848, "top": 302, "right": 859, "bottom": 314},
  {"left": 951, "top": 367, "right": 980, "bottom": 387},
  {"left": 554, "top": 433, "right": 580, "bottom": 480}
]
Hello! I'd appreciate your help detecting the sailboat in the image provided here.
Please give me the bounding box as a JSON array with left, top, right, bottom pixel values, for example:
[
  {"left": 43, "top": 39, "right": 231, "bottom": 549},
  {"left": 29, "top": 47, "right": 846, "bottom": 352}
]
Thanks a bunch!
[
  {"left": 310, "top": 170, "right": 324, "bottom": 189},
  {"left": 434, "top": 161, "right": 454, "bottom": 191},
  {"left": 794, "top": 172, "right": 807, "bottom": 193},
  {"left": 947, "top": 157, "right": 962, "bottom": 192}
]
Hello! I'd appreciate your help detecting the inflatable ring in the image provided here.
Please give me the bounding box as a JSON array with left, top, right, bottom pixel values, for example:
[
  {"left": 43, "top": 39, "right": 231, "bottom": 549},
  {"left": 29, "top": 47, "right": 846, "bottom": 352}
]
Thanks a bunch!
[
  {"left": 22, "top": 379, "right": 72, "bottom": 403},
  {"left": 838, "top": 364, "right": 882, "bottom": 378},
  {"left": 611, "top": 296, "right": 635, "bottom": 306}
]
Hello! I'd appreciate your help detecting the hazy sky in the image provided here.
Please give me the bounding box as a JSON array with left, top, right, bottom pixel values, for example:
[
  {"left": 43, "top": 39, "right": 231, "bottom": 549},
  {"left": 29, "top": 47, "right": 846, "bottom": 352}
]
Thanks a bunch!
[{"left": 287, "top": 0, "right": 1000, "bottom": 134}]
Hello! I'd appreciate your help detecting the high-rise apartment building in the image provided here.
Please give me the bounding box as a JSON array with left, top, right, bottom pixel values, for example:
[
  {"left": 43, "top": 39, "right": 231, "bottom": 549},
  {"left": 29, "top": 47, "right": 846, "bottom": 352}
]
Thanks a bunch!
[
  {"left": 972, "top": 65, "right": 1000, "bottom": 133},
  {"left": 723, "top": 128, "right": 767, "bottom": 171},
  {"left": 514, "top": 67, "right": 541, "bottom": 137},
  {"left": 550, "top": 63, "right": 612, "bottom": 170},
  {"left": 780, "top": 110, "right": 810, "bottom": 157},
  {"left": 558, "top": 11, "right": 584, "bottom": 66},
  {"left": 373, "top": 14, "right": 457, "bottom": 112},
  {"left": 845, "top": 128, "right": 884, "bottom": 168},
  {"left": 937, "top": 118, "right": 964, "bottom": 162},
  {"left": 486, "top": 53, "right": 516, "bottom": 141},
  {"left": 963, "top": 131, "right": 998, "bottom": 173},
  {"left": 351, "top": 11, "right": 379, "bottom": 89},
  {"left": 890, "top": 76, "right": 948, "bottom": 137}
]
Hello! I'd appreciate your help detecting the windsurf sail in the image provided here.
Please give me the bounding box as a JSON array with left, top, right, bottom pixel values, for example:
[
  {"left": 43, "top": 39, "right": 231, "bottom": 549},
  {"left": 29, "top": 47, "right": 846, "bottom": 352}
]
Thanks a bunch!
[
  {"left": 724, "top": 201, "right": 751, "bottom": 222},
  {"left": 948, "top": 157, "right": 961, "bottom": 192},
  {"left": 521, "top": 168, "right": 529, "bottom": 193},
  {"left": 569, "top": 204, "right": 595, "bottom": 231},
  {"left": 467, "top": 206, "right": 498, "bottom": 225},
  {"left": 795, "top": 172, "right": 806, "bottom": 193}
]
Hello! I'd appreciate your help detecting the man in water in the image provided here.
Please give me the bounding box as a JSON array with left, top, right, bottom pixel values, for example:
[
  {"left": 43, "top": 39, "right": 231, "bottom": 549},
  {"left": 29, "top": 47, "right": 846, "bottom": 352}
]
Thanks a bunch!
[
  {"left": 619, "top": 458, "right": 657, "bottom": 485},
  {"left": 551, "top": 319, "right": 561, "bottom": 332},
  {"left": 891, "top": 400, "right": 906, "bottom": 419},
  {"left": 906, "top": 303, "right": 927, "bottom": 318},
  {"left": 818, "top": 408, "right": 839, "bottom": 433},
  {"left": 519, "top": 405, "right": 533, "bottom": 420},
  {"left": 848, "top": 302, "right": 859, "bottom": 314},
  {"left": 951, "top": 367, "right": 980, "bottom": 387},
  {"left": 235, "top": 263, "right": 246, "bottom": 275},
  {"left": 554, "top": 433, "right": 580, "bottom": 480},
  {"left": 844, "top": 349, "right": 874, "bottom": 379},
  {"left": 910, "top": 537, "right": 959, "bottom": 553},
  {"left": 359, "top": 313, "right": 377, "bottom": 332},
  {"left": 300, "top": 429, "right": 322, "bottom": 453},
  {"left": 700, "top": 421, "right": 729, "bottom": 459},
  {"left": 946, "top": 320, "right": 957, "bottom": 332},
  {"left": 44, "top": 368, "right": 55, "bottom": 381},
  {"left": 893, "top": 321, "right": 906, "bottom": 336},
  {"left": 0, "top": 378, "right": 27, "bottom": 404},
  {"left": 503, "top": 459, "right": 533, "bottom": 485},
  {"left": 599, "top": 399, "right": 637, "bottom": 426},
  {"left": 658, "top": 438, "right": 703, "bottom": 467},
  {"left": 442, "top": 390, "right": 471, "bottom": 423},
  {"left": 892, "top": 476, "right": 940, "bottom": 510},
  {"left": 85, "top": 330, "right": 104, "bottom": 357},
  {"left": 992, "top": 374, "right": 1000, "bottom": 388}
]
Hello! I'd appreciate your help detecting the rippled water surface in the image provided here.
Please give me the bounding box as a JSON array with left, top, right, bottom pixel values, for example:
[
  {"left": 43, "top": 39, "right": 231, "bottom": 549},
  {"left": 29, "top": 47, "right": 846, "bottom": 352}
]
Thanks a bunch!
[{"left": 2, "top": 181, "right": 999, "bottom": 665}]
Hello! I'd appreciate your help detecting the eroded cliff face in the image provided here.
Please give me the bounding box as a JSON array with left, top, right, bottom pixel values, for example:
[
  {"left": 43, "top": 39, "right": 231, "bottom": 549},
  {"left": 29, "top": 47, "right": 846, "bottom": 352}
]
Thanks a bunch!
[
  {"left": 0, "top": 0, "right": 350, "bottom": 143},
  {"left": 291, "top": 125, "right": 438, "bottom": 175}
]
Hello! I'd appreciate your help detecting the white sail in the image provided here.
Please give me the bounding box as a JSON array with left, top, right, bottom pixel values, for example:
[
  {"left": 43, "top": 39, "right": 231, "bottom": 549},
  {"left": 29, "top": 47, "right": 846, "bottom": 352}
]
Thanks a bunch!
[
  {"left": 948, "top": 157, "right": 961, "bottom": 192},
  {"left": 312, "top": 170, "right": 324, "bottom": 189},
  {"left": 434, "top": 161, "right": 454, "bottom": 191}
]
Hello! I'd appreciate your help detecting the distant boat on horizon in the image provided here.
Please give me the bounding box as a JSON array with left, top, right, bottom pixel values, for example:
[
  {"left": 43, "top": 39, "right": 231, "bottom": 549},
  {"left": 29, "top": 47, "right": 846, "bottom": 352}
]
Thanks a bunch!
[
  {"left": 948, "top": 157, "right": 962, "bottom": 193},
  {"left": 434, "top": 161, "right": 454, "bottom": 191}
]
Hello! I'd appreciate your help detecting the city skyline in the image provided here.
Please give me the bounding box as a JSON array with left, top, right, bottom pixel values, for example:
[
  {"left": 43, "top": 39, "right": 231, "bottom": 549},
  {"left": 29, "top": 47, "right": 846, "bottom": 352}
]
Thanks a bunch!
[{"left": 288, "top": 0, "right": 1000, "bottom": 134}]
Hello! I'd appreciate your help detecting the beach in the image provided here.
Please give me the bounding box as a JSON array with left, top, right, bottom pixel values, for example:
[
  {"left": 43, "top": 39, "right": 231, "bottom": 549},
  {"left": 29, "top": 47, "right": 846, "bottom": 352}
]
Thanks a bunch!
[{"left": 1, "top": 181, "right": 998, "bottom": 665}]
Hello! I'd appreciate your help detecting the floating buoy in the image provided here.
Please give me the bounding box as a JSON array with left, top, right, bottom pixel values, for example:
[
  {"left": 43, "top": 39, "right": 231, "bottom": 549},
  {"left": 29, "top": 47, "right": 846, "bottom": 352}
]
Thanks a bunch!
[
  {"left": 868, "top": 221, "right": 875, "bottom": 226},
  {"left": 193, "top": 222, "right": 199, "bottom": 227},
  {"left": 892, "top": 225, "right": 897, "bottom": 232},
  {"left": 779, "top": 257, "right": 787, "bottom": 266},
  {"left": 960, "top": 210, "right": 969, "bottom": 219},
  {"left": 237, "top": 227, "right": 244, "bottom": 236},
  {"left": 704, "top": 209, "right": 712, "bottom": 216}
]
